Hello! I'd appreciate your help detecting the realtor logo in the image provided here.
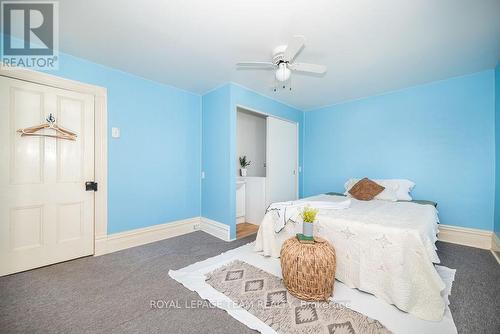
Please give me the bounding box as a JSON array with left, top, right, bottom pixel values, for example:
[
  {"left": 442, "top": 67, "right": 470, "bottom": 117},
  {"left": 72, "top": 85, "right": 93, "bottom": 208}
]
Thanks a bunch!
[{"left": 1, "top": 1, "right": 59, "bottom": 69}]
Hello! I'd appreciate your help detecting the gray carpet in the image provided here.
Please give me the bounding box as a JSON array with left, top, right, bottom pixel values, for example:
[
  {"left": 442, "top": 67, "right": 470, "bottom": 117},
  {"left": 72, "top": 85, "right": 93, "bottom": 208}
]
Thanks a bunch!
[{"left": 0, "top": 231, "right": 498, "bottom": 334}]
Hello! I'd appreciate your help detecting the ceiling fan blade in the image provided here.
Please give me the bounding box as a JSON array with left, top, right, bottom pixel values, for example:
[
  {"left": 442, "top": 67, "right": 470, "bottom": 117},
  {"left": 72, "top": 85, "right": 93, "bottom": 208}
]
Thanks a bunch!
[
  {"left": 283, "top": 35, "right": 305, "bottom": 62},
  {"left": 289, "top": 62, "right": 327, "bottom": 74},
  {"left": 236, "top": 61, "right": 275, "bottom": 68}
]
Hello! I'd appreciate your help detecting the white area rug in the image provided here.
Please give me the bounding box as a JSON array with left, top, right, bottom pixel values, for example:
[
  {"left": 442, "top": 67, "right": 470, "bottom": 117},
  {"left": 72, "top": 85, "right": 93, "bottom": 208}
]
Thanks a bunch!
[{"left": 169, "top": 243, "right": 457, "bottom": 334}]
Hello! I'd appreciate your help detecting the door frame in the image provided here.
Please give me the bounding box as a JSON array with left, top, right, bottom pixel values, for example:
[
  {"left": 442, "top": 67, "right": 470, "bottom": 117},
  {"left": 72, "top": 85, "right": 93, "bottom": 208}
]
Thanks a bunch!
[
  {"left": 235, "top": 104, "right": 299, "bottom": 200},
  {"left": 0, "top": 65, "right": 108, "bottom": 254}
]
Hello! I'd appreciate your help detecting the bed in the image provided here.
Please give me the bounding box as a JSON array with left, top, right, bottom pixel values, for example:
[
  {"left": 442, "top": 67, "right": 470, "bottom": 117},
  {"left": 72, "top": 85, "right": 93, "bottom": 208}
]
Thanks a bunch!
[{"left": 254, "top": 193, "right": 446, "bottom": 321}]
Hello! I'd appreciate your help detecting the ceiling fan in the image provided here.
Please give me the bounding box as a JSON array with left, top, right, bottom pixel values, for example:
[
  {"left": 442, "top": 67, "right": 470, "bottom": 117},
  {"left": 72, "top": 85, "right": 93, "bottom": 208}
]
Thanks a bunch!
[{"left": 236, "top": 35, "right": 327, "bottom": 84}]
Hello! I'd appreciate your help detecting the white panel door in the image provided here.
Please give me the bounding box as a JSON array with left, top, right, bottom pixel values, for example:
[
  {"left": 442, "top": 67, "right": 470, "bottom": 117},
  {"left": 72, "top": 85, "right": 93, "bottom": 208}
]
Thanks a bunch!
[
  {"left": 0, "top": 76, "right": 95, "bottom": 276},
  {"left": 266, "top": 117, "right": 298, "bottom": 206}
]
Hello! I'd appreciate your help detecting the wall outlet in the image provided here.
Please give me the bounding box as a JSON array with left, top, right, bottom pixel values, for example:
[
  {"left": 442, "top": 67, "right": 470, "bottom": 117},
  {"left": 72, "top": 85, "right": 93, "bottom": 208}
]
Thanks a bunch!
[
  {"left": 193, "top": 223, "right": 201, "bottom": 230},
  {"left": 111, "top": 127, "right": 120, "bottom": 138},
  {"left": 201, "top": 171, "right": 205, "bottom": 179}
]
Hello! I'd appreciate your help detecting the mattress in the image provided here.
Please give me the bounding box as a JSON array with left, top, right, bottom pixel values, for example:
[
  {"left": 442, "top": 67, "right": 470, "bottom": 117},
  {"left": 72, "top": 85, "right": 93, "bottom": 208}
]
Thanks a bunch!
[{"left": 254, "top": 194, "right": 446, "bottom": 321}]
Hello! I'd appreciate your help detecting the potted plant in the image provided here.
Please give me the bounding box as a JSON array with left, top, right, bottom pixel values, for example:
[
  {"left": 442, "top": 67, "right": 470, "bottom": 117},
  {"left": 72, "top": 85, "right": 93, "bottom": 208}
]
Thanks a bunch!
[
  {"left": 239, "top": 156, "right": 251, "bottom": 177},
  {"left": 300, "top": 206, "right": 318, "bottom": 237}
]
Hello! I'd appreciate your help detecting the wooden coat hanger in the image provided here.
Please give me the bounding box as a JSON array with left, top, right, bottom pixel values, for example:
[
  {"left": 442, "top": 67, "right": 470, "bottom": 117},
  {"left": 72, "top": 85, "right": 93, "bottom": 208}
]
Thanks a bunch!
[{"left": 17, "top": 113, "right": 77, "bottom": 141}]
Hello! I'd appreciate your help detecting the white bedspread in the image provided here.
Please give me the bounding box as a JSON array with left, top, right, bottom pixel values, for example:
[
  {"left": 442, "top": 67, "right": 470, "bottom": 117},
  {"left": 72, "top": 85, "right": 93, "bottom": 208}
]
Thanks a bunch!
[
  {"left": 254, "top": 194, "right": 446, "bottom": 321},
  {"left": 267, "top": 198, "right": 351, "bottom": 232}
]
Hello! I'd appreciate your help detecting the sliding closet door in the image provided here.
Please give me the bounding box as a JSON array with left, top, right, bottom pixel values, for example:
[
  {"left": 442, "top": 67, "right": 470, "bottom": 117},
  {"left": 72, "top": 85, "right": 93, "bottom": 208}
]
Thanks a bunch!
[{"left": 266, "top": 117, "right": 298, "bottom": 206}]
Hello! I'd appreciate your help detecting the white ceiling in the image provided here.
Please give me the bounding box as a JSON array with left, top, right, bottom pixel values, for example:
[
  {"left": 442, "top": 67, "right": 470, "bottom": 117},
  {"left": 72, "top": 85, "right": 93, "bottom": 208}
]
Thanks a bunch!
[{"left": 58, "top": 0, "right": 500, "bottom": 110}]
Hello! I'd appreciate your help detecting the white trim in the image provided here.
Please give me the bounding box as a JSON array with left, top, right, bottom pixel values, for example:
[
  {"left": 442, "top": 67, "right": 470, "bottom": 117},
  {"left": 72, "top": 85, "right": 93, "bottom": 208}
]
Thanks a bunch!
[
  {"left": 231, "top": 82, "right": 301, "bottom": 111},
  {"left": 201, "top": 217, "right": 233, "bottom": 241},
  {"left": 0, "top": 65, "right": 107, "bottom": 95},
  {"left": 492, "top": 233, "right": 500, "bottom": 251},
  {"left": 438, "top": 224, "right": 493, "bottom": 250},
  {"left": 492, "top": 253, "right": 500, "bottom": 264},
  {"left": 95, "top": 217, "right": 201, "bottom": 255},
  {"left": 236, "top": 104, "right": 298, "bottom": 125},
  {"left": 492, "top": 251, "right": 500, "bottom": 265},
  {"left": 0, "top": 65, "right": 108, "bottom": 252},
  {"left": 236, "top": 216, "right": 245, "bottom": 224},
  {"left": 93, "top": 94, "right": 108, "bottom": 240},
  {"left": 491, "top": 234, "right": 500, "bottom": 265}
]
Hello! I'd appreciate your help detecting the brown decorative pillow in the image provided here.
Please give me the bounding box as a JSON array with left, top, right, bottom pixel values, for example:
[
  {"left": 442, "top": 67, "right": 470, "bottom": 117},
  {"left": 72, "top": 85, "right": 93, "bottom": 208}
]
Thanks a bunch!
[{"left": 348, "top": 178, "right": 385, "bottom": 201}]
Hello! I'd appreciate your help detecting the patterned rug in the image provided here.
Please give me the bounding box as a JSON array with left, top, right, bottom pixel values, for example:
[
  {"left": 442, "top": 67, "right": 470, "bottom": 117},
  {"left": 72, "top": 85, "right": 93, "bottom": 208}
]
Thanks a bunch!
[{"left": 206, "top": 260, "right": 391, "bottom": 334}]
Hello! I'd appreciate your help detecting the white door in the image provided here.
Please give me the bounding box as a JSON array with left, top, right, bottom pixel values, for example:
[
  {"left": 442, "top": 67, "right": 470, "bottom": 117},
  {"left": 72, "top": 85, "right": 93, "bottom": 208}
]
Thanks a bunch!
[
  {"left": 266, "top": 117, "right": 298, "bottom": 206},
  {"left": 0, "top": 76, "right": 95, "bottom": 276}
]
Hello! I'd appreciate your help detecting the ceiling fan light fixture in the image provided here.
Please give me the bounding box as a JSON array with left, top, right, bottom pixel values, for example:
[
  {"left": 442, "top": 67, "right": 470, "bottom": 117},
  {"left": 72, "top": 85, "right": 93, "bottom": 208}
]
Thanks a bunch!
[
  {"left": 275, "top": 63, "right": 291, "bottom": 82},
  {"left": 236, "top": 35, "right": 326, "bottom": 86}
]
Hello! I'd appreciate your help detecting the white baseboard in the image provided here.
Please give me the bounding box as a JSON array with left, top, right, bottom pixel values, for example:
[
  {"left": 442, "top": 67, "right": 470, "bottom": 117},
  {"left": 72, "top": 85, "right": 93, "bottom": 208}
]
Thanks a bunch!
[
  {"left": 201, "top": 217, "right": 233, "bottom": 241},
  {"left": 491, "top": 234, "right": 500, "bottom": 264},
  {"left": 492, "top": 233, "right": 500, "bottom": 252},
  {"left": 94, "top": 216, "right": 234, "bottom": 256},
  {"left": 438, "top": 224, "right": 493, "bottom": 250},
  {"left": 95, "top": 217, "right": 201, "bottom": 256},
  {"left": 236, "top": 216, "right": 245, "bottom": 224}
]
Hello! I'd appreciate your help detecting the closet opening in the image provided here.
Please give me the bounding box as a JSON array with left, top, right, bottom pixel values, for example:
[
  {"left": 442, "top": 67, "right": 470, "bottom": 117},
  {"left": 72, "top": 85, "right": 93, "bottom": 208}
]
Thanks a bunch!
[{"left": 236, "top": 106, "right": 298, "bottom": 239}]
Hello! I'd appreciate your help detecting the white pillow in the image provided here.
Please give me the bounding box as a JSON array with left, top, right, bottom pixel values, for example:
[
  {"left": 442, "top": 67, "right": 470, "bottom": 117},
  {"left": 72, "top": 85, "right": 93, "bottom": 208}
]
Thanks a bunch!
[
  {"left": 381, "top": 179, "right": 415, "bottom": 201},
  {"left": 345, "top": 178, "right": 415, "bottom": 201},
  {"left": 344, "top": 178, "right": 399, "bottom": 202}
]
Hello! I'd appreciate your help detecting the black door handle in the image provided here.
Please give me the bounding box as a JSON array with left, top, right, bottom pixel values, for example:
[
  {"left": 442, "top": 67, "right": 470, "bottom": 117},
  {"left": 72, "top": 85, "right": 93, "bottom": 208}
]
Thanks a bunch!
[{"left": 85, "top": 181, "right": 98, "bottom": 191}]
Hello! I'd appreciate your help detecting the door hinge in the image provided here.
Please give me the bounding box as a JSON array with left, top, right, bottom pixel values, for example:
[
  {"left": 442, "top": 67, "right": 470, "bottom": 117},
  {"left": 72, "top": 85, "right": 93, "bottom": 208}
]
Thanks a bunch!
[{"left": 85, "top": 181, "right": 98, "bottom": 192}]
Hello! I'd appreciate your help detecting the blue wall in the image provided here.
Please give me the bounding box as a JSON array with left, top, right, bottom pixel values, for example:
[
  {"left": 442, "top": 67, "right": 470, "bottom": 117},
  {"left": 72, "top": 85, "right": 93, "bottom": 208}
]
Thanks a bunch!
[
  {"left": 495, "top": 64, "right": 500, "bottom": 238},
  {"left": 5, "top": 34, "right": 498, "bottom": 234},
  {"left": 201, "top": 83, "right": 303, "bottom": 239},
  {"left": 42, "top": 52, "right": 202, "bottom": 234},
  {"left": 201, "top": 85, "right": 232, "bottom": 230},
  {"left": 304, "top": 71, "right": 496, "bottom": 231}
]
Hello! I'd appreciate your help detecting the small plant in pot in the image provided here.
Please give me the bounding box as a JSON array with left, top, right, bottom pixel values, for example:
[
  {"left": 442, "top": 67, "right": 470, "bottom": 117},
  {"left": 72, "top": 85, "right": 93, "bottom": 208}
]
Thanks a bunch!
[
  {"left": 239, "top": 156, "right": 251, "bottom": 177},
  {"left": 300, "top": 206, "right": 318, "bottom": 237}
]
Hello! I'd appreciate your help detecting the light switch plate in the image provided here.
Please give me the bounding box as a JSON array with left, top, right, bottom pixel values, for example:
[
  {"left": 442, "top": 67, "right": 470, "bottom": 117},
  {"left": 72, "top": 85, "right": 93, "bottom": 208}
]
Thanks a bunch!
[{"left": 111, "top": 127, "right": 120, "bottom": 138}]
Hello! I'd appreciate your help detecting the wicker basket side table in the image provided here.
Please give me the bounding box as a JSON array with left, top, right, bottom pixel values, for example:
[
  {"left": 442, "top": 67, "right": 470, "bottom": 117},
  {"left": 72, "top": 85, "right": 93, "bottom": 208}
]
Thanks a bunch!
[{"left": 280, "top": 236, "right": 336, "bottom": 301}]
